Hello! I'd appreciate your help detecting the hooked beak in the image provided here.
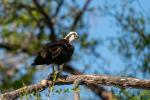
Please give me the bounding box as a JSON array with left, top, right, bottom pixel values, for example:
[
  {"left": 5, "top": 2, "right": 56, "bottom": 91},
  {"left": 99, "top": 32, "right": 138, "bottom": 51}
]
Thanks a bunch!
[{"left": 76, "top": 35, "right": 79, "bottom": 39}]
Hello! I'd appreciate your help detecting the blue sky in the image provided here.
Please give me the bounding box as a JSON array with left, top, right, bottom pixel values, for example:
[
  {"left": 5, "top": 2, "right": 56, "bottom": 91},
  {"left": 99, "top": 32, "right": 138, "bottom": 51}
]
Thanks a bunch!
[{"left": 82, "top": 0, "right": 150, "bottom": 74}]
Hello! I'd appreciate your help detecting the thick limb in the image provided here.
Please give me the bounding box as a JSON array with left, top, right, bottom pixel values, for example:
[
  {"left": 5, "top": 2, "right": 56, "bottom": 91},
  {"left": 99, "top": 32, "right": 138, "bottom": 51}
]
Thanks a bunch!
[{"left": 73, "top": 79, "right": 82, "bottom": 100}]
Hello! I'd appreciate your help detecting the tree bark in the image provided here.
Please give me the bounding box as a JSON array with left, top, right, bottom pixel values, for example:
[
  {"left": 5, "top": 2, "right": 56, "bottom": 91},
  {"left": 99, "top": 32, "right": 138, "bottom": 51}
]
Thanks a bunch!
[
  {"left": 73, "top": 79, "right": 81, "bottom": 100},
  {"left": 63, "top": 65, "right": 111, "bottom": 100},
  {"left": 1, "top": 74, "right": 150, "bottom": 100}
]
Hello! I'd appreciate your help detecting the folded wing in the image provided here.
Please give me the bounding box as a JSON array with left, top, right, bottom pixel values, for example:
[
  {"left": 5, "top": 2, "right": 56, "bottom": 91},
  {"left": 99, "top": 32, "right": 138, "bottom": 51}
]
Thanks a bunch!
[{"left": 32, "top": 39, "right": 74, "bottom": 65}]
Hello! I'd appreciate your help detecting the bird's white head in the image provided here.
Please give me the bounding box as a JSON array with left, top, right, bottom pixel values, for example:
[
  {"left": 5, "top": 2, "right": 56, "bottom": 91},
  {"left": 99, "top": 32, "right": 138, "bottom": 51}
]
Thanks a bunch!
[{"left": 64, "top": 32, "right": 79, "bottom": 43}]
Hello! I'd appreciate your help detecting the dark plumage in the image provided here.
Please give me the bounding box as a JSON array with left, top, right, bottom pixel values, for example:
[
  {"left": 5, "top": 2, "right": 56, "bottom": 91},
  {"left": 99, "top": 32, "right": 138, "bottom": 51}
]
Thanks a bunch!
[
  {"left": 32, "top": 39, "right": 74, "bottom": 65},
  {"left": 32, "top": 32, "right": 78, "bottom": 66}
]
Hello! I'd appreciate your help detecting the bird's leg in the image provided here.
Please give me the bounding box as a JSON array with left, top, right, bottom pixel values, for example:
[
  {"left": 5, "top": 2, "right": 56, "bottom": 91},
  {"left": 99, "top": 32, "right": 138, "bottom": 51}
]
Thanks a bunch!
[
  {"left": 57, "top": 65, "right": 60, "bottom": 74},
  {"left": 58, "top": 64, "right": 64, "bottom": 76},
  {"left": 47, "top": 64, "right": 55, "bottom": 80},
  {"left": 50, "top": 65, "right": 59, "bottom": 92},
  {"left": 52, "top": 64, "right": 59, "bottom": 80},
  {"left": 52, "top": 64, "right": 55, "bottom": 75}
]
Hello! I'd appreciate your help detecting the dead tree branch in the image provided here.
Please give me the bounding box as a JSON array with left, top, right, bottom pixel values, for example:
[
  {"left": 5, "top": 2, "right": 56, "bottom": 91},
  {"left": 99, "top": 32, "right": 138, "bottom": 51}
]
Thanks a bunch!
[
  {"left": 71, "top": 0, "right": 91, "bottom": 29},
  {"left": 73, "top": 79, "right": 81, "bottom": 100},
  {"left": 33, "top": 0, "right": 56, "bottom": 40},
  {"left": 1, "top": 74, "right": 150, "bottom": 100},
  {"left": 63, "top": 64, "right": 112, "bottom": 100},
  {"left": 54, "top": 0, "right": 64, "bottom": 17}
]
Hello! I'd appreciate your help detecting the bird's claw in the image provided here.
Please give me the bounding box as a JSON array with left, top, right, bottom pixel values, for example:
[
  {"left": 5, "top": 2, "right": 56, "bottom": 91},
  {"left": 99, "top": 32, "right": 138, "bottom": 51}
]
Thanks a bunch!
[
  {"left": 46, "top": 73, "right": 53, "bottom": 80},
  {"left": 46, "top": 70, "right": 60, "bottom": 80}
]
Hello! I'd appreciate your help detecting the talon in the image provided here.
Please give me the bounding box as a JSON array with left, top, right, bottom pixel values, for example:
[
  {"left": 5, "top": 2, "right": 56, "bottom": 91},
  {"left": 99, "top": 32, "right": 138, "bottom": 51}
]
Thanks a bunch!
[
  {"left": 47, "top": 73, "right": 54, "bottom": 80},
  {"left": 55, "top": 70, "right": 59, "bottom": 75}
]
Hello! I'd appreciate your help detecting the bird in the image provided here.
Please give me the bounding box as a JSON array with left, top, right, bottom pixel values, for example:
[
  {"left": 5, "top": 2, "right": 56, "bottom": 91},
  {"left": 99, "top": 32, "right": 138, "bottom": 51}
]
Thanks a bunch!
[{"left": 32, "top": 32, "right": 79, "bottom": 76}]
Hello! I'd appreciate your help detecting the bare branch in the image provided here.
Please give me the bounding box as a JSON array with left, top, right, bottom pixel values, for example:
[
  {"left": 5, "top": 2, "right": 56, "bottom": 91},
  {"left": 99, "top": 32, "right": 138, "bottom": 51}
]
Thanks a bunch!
[
  {"left": 54, "top": 0, "right": 64, "bottom": 17},
  {"left": 0, "top": 43, "right": 34, "bottom": 55},
  {"left": 0, "top": 43, "right": 14, "bottom": 51},
  {"left": 33, "top": 0, "right": 56, "bottom": 40},
  {"left": 63, "top": 64, "right": 111, "bottom": 100},
  {"left": 73, "top": 79, "right": 81, "bottom": 100},
  {"left": 1, "top": 74, "right": 150, "bottom": 100},
  {"left": 71, "top": 0, "right": 91, "bottom": 30}
]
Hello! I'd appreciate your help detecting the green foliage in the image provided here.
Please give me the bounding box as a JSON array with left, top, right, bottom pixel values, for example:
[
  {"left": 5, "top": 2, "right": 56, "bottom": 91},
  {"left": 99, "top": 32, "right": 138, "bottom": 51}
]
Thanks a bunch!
[
  {"left": 63, "top": 88, "right": 70, "bottom": 93},
  {"left": 56, "top": 88, "right": 62, "bottom": 94},
  {"left": 0, "top": 67, "right": 36, "bottom": 91},
  {"left": 55, "top": 88, "right": 71, "bottom": 94},
  {"left": 80, "top": 33, "right": 98, "bottom": 48},
  {"left": 114, "top": 88, "right": 150, "bottom": 100}
]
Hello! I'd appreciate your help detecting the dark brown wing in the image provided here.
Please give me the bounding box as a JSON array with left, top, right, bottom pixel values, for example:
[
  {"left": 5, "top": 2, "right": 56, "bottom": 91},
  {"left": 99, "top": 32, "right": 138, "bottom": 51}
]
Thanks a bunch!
[{"left": 32, "top": 39, "right": 73, "bottom": 65}]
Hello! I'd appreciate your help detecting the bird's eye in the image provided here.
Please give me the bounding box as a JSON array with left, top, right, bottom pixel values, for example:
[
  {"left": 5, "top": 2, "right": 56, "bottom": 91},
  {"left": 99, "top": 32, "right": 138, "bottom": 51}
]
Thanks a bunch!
[{"left": 75, "top": 35, "right": 79, "bottom": 39}]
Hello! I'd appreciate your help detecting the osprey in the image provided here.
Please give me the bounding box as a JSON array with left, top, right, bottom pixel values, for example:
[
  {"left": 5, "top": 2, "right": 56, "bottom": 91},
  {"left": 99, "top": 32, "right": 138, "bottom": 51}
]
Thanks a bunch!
[{"left": 32, "top": 32, "right": 79, "bottom": 74}]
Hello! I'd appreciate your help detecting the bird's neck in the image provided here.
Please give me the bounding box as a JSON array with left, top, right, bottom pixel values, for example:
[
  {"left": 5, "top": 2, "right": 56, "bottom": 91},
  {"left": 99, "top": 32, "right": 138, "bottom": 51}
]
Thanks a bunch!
[{"left": 64, "top": 36, "right": 75, "bottom": 43}]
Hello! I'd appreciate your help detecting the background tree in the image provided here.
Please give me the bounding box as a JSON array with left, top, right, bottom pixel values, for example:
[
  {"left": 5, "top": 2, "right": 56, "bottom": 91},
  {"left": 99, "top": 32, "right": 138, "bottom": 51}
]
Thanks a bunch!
[{"left": 0, "top": 0, "right": 150, "bottom": 99}]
